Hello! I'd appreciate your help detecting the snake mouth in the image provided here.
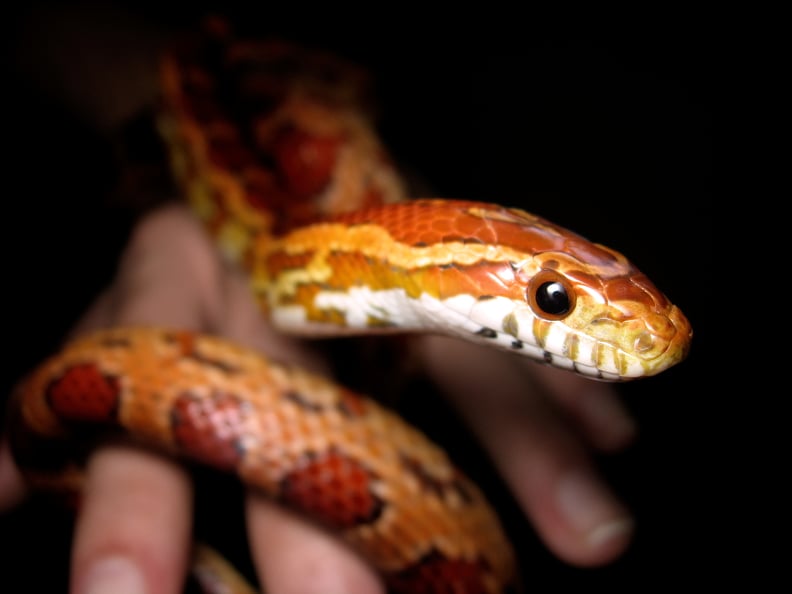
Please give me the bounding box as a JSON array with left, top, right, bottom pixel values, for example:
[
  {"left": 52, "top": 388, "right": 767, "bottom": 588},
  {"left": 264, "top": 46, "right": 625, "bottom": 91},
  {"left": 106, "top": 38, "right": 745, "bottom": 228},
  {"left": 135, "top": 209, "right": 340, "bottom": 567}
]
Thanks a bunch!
[
  {"left": 466, "top": 322, "right": 628, "bottom": 381},
  {"left": 455, "top": 294, "right": 682, "bottom": 381}
]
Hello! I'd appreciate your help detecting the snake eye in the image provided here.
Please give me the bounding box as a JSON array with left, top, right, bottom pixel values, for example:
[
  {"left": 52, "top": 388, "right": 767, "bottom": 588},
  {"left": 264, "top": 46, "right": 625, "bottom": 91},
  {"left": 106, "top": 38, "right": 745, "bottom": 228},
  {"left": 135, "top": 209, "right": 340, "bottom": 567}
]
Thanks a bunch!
[{"left": 528, "top": 270, "right": 576, "bottom": 320}]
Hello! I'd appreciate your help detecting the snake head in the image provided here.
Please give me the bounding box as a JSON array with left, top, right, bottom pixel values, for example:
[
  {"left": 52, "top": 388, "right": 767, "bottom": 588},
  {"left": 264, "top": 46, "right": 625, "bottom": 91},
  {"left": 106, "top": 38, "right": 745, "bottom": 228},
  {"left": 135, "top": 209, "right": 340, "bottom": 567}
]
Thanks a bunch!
[
  {"left": 425, "top": 202, "right": 693, "bottom": 380},
  {"left": 514, "top": 248, "right": 693, "bottom": 380},
  {"left": 264, "top": 199, "right": 692, "bottom": 380}
]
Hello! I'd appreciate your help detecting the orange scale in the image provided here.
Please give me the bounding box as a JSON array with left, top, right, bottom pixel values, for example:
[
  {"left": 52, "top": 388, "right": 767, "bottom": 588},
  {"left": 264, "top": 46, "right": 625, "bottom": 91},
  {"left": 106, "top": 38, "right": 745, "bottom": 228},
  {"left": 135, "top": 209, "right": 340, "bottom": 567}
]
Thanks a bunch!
[
  {"left": 383, "top": 511, "right": 427, "bottom": 552},
  {"left": 355, "top": 534, "right": 403, "bottom": 569},
  {"left": 411, "top": 502, "right": 455, "bottom": 543},
  {"left": 428, "top": 217, "right": 455, "bottom": 239},
  {"left": 454, "top": 213, "right": 497, "bottom": 243}
]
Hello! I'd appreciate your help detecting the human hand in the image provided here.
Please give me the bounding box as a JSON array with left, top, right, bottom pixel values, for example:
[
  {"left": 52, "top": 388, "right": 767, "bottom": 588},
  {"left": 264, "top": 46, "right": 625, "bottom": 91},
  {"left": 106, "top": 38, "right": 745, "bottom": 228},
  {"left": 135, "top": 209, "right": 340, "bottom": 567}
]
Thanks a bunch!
[
  {"left": 0, "top": 203, "right": 636, "bottom": 593},
  {"left": 419, "top": 337, "right": 636, "bottom": 567}
]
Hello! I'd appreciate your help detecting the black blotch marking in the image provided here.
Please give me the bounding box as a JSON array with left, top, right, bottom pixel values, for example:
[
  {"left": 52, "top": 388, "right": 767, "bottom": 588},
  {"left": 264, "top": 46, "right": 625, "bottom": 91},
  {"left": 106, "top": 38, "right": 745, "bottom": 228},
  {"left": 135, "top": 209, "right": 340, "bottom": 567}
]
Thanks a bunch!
[
  {"left": 440, "top": 234, "right": 473, "bottom": 244},
  {"left": 511, "top": 340, "right": 524, "bottom": 349},
  {"left": 451, "top": 473, "right": 476, "bottom": 505},
  {"left": 283, "top": 390, "right": 325, "bottom": 412},
  {"left": 188, "top": 352, "right": 240, "bottom": 374},
  {"left": 475, "top": 327, "right": 497, "bottom": 339},
  {"left": 401, "top": 455, "right": 446, "bottom": 499},
  {"left": 543, "top": 351, "right": 553, "bottom": 364},
  {"left": 477, "top": 294, "right": 495, "bottom": 301},
  {"left": 401, "top": 455, "right": 474, "bottom": 505}
]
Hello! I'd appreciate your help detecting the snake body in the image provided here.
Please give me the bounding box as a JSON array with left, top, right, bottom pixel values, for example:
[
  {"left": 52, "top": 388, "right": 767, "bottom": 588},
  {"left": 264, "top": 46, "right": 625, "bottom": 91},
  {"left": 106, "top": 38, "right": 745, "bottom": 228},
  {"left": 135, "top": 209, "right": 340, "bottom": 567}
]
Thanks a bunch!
[{"left": 8, "top": 20, "right": 692, "bottom": 594}]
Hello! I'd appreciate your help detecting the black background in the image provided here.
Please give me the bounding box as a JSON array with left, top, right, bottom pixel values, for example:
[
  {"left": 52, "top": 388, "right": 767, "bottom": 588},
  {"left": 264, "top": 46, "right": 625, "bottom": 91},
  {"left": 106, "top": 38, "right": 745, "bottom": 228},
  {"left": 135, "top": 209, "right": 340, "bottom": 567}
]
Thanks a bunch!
[{"left": 1, "top": 3, "right": 713, "bottom": 591}]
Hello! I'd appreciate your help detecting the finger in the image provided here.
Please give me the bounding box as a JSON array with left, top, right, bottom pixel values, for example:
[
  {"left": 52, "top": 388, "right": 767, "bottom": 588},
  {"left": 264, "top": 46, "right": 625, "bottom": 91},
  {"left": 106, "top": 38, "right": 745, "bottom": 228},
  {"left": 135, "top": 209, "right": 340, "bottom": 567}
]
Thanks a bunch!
[
  {"left": 216, "top": 262, "right": 331, "bottom": 375},
  {"left": 0, "top": 439, "right": 27, "bottom": 510},
  {"left": 220, "top": 251, "right": 379, "bottom": 593},
  {"left": 246, "top": 496, "right": 384, "bottom": 594},
  {"left": 71, "top": 204, "right": 225, "bottom": 337},
  {"left": 71, "top": 446, "right": 193, "bottom": 594},
  {"left": 63, "top": 207, "right": 209, "bottom": 594},
  {"left": 525, "top": 363, "right": 637, "bottom": 452},
  {"left": 419, "top": 336, "right": 633, "bottom": 567},
  {"left": 71, "top": 204, "right": 331, "bottom": 377}
]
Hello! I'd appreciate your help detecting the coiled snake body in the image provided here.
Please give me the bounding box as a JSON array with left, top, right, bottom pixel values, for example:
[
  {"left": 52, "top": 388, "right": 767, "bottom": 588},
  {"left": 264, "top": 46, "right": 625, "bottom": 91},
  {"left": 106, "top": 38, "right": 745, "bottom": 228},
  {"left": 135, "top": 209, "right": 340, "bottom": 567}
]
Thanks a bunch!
[{"left": 7, "top": 21, "right": 692, "bottom": 594}]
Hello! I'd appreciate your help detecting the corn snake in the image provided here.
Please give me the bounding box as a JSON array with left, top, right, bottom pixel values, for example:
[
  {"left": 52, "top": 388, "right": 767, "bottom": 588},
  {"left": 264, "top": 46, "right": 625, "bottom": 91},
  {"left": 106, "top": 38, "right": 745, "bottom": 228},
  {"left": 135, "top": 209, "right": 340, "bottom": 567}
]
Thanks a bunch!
[{"left": 6, "top": 19, "right": 693, "bottom": 594}]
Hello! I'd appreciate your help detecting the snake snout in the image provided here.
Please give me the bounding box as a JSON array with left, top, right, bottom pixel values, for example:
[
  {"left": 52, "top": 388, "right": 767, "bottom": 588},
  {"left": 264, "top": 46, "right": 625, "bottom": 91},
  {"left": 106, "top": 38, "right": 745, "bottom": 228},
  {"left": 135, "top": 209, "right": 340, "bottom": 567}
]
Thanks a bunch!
[
  {"left": 658, "top": 304, "right": 693, "bottom": 365},
  {"left": 627, "top": 304, "right": 692, "bottom": 376}
]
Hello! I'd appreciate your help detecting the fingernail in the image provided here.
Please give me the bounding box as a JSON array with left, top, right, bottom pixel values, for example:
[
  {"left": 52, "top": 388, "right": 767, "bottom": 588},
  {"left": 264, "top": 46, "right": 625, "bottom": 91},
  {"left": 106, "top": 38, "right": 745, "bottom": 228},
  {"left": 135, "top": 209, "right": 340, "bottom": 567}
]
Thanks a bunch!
[
  {"left": 81, "top": 556, "right": 147, "bottom": 594},
  {"left": 557, "top": 471, "right": 633, "bottom": 548}
]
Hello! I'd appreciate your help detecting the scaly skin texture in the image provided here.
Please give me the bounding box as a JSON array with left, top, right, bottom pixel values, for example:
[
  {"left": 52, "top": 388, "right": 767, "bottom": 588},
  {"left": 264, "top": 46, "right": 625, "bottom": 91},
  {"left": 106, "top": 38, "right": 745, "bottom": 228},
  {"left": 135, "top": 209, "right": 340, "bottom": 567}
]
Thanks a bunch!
[
  {"left": 260, "top": 200, "right": 691, "bottom": 379},
  {"left": 9, "top": 18, "right": 691, "bottom": 594},
  {"left": 10, "top": 328, "right": 515, "bottom": 593}
]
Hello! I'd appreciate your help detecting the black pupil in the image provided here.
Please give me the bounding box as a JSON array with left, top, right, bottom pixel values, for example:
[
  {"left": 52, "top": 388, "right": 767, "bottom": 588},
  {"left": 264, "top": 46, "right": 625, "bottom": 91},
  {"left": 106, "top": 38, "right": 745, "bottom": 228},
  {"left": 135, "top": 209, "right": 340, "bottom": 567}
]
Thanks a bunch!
[{"left": 536, "top": 281, "right": 570, "bottom": 315}]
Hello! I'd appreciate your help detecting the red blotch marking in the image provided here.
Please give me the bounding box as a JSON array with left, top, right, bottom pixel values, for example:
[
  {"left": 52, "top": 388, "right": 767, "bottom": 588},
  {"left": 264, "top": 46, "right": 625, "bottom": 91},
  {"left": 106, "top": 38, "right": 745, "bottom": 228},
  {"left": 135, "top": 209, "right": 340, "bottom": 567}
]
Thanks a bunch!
[
  {"left": 280, "top": 449, "right": 381, "bottom": 529},
  {"left": 171, "top": 391, "right": 247, "bottom": 470},
  {"left": 387, "top": 551, "right": 489, "bottom": 594},
  {"left": 273, "top": 128, "right": 341, "bottom": 198},
  {"left": 46, "top": 363, "right": 121, "bottom": 423}
]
